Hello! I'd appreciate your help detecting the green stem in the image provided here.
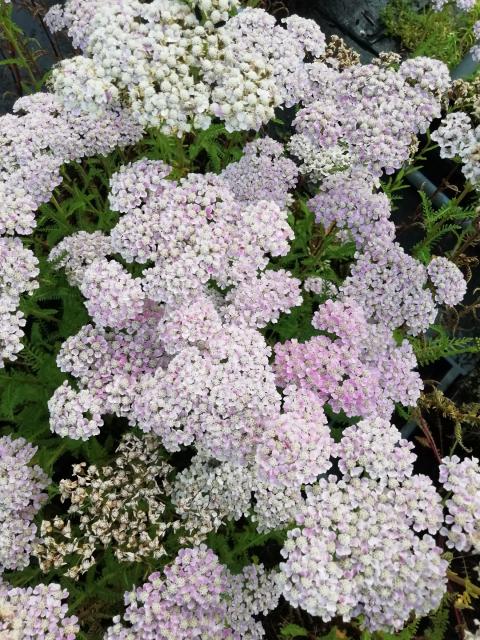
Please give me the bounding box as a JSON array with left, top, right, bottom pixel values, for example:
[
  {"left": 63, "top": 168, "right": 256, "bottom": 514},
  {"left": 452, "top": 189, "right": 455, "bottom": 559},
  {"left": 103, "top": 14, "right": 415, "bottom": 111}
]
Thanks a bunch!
[
  {"left": 455, "top": 181, "right": 474, "bottom": 206},
  {"left": 0, "top": 15, "right": 38, "bottom": 87},
  {"left": 447, "top": 570, "right": 480, "bottom": 597},
  {"left": 74, "top": 161, "right": 105, "bottom": 209},
  {"left": 48, "top": 195, "right": 72, "bottom": 232}
]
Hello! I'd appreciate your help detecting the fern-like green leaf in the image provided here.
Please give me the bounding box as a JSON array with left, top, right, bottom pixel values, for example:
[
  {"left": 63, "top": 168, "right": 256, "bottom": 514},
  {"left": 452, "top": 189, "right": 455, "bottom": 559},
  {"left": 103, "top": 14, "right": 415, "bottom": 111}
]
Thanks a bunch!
[{"left": 410, "top": 333, "right": 480, "bottom": 366}]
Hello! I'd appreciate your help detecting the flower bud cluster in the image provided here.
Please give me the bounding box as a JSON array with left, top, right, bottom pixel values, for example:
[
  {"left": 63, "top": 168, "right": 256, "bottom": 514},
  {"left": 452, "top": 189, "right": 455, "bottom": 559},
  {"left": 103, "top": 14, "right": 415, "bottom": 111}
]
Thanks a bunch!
[{"left": 0, "top": 435, "right": 49, "bottom": 573}]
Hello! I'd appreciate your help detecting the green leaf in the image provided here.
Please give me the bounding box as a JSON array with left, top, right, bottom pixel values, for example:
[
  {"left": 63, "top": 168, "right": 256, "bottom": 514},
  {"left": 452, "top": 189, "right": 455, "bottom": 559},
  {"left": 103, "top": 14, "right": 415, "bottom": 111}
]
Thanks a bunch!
[{"left": 280, "top": 624, "right": 309, "bottom": 638}]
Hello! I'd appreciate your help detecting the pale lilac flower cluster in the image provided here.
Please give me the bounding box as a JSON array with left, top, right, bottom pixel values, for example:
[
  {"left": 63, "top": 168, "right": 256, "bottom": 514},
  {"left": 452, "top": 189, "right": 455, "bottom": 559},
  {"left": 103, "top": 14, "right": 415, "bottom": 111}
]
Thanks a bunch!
[
  {"left": 398, "top": 57, "right": 451, "bottom": 96},
  {"left": 252, "top": 483, "right": 306, "bottom": 533},
  {"left": 280, "top": 425, "right": 445, "bottom": 631},
  {"left": 47, "top": 2, "right": 326, "bottom": 133},
  {"left": 47, "top": 158, "right": 300, "bottom": 447},
  {"left": 132, "top": 325, "right": 280, "bottom": 462},
  {"left": 223, "top": 269, "right": 302, "bottom": 328},
  {"left": 0, "top": 92, "right": 142, "bottom": 366},
  {"left": 439, "top": 455, "right": 480, "bottom": 553},
  {"left": 1, "top": 93, "right": 141, "bottom": 238},
  {"left": 281, "top": 475, "right": 447, "bottom": 632},
  {"left": 105, "top": 545, "right": 282, "bottom": 640},
  {"left": 108, "top": 159, "right": 172, "bottom": 214},
  {"left": 0, "top": 309, "right": 26, "bottom": 367},
  {"left": 336, "top": 417, "right": 416, "bottom": 483},
  {"left": 158, "top": 293, "right": 223, "bottom": 355},
  {"left": 432, "top": 112, "right": 474, "bottom": 159},
  {"left": 220, "top": 137, "right": 299, "bottom": 208},
  {"left": 48, "top": 231, "right": 112, "bottom": 286},
  {"left": 427, "top": 256, "right": 467, "bottom": 306},
  {"left": 0, "top": 435, "right": 49, "bottom": 572},
  {"left": 431, "top": 111, "right": 480, "bottom": 186},
  {"left": 341, "top": 243, "right": 434, "bottom": 335},
  {"left": 308, "top": 172, "right": 395, "bottom": 249},
  {"left": 172, "top": 387, "right": 335, "bottom": 537},
  {"left": 341, "top": 243, "right": 466, "bottom": 334},
  {"left": 432, "top": 0, "right": 476, "bottom": 10},
  {"left": 0, "top": 238, "right": 39, "bottom": 301},
  {"left": 53, "top": 306, "right": 166, "bottom": 437},
  {"left": 0, "top": 237, "right": 39, "bottom": 366},
  {"left": 80, "top": 259, "right": 145, "bottom": 329},
  {"left": 255, "top": 405, "right": 334, "bottom": 488},
  {"left": 48, "top": 380, "right": 104, "bottom": 440},
  {"left": 109, "top": 170, "right": 293, "bottom": 304},
  {"left": 292, "top": 59, "right": 448, "bottom": 179},
  {"left": 0, "top": 580, "right": 79, "bottom": 640},
  {"left": 274, "top": 299, "right": 423, "bottom": 418}
]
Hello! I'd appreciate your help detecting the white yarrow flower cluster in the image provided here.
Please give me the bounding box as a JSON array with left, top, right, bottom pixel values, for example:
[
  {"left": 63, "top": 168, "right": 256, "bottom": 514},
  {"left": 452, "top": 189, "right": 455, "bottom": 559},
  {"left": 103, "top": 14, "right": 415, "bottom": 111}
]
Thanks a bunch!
[{"left": 47, "top": 2, "right": 326, "bottom": 133}]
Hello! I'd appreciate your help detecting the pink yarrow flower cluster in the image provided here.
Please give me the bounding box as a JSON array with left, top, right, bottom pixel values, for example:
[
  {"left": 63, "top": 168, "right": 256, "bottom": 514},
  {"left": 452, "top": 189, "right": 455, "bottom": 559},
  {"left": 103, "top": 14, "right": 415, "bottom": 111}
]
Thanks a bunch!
[
  {"left": 0, "top": 580, "right": 79, "bottom": 640},
  {"left": 49, "top": 156, "right": 301, "bottom": 446},
  {"left": 104, "top": 545, "right": 283, "bottom": 640},
  {"left": 0, "top": 92, "right": 142, "bottom": 366},
  {"left": 280, "top": 418, "right": 446, "bottom": 632},
  {"left": 0, "top": 435, "right": 49, "bottom": 573},
  {"left": 292, "top": 58, "right": 449, "bottom": 179},
  {"left": 439, "top": 455, "right": 480, "bottom": 553},
  {"left": 274, "top": 299, "right": 423, "bottom": 418}
]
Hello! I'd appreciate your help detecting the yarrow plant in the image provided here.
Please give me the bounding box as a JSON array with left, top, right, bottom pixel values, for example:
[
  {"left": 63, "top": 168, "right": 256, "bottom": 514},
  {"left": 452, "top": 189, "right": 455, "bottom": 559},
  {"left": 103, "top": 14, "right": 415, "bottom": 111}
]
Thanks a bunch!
[{"left": 1, "top": 0, "right": 480, "bottom": 638}]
